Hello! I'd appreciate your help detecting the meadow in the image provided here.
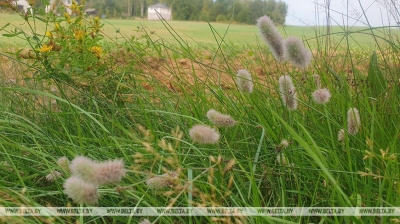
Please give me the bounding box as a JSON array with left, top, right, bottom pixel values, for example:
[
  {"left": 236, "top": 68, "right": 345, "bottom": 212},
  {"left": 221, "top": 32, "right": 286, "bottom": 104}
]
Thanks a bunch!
[
  {"left": 0, "top": 13, "right": 396, "bottom": 48},
  {"left": 0, "top": 7, "right": 399, "bottom": 224}
]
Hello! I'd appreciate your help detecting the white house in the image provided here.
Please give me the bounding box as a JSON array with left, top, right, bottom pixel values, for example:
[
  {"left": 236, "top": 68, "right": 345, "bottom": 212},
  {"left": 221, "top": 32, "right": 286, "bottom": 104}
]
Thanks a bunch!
[
  {"left": 13, "top": 0, "right": 31, "bottom": 13},
  {"left": 147, "top": 3, "right": 171, "bottom": 20}
]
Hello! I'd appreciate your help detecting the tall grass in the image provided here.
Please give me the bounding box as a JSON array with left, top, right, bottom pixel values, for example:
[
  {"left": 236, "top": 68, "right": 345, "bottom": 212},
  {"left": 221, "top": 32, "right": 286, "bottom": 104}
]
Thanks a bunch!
[{"left": 0, "top": 1, "right": 399, "bottom": 223}]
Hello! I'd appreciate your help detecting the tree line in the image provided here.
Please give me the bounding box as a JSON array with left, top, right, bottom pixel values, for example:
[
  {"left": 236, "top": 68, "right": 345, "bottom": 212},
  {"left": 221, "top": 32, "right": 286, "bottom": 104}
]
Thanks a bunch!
[{"left": 84, "top": 0, "right": 288, "bottom": 25}]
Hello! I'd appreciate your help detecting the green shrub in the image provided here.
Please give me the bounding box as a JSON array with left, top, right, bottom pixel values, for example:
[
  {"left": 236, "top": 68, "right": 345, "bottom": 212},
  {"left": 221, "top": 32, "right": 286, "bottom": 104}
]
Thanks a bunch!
[{"left": 216, "top": 14, "right": 227, "bottom": 22}]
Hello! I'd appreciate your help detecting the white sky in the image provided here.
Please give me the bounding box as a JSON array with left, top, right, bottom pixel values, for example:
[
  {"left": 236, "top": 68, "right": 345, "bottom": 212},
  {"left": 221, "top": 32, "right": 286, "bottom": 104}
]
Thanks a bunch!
[{"left": 283, "top": 0, "right": 399, "bottom": 27}]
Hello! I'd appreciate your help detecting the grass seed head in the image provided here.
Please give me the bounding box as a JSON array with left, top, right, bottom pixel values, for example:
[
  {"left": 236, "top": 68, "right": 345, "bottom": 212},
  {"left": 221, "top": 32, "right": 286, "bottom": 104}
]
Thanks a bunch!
[
  {"left": 284, "top": 36, "right": 312, "bottom": 69},
  {"left": 133, "top": 152, "right": 143, "bottom": 159},
  {"left": 347, "top": 108, "right": 361, "bottom": 135},
  {"left": 206, "top": 109, "right": 236, "bottom": 127},
  {"left": 279, "top": 75, "right": 298, "bottom": 110},
  {"left": 276, "top": 153, "right": 287, "bottom": 166},
  {"left": 338, "top": 129, "right": 345, "bottom": 142},
  {"left": 70, "top": 156, "right": 125, "bottom": 186},
  {"left": 210, "top": 156, "right": 216, "bottom": 163},
  {"left": 236, "top": 69, "right": 254, "bottom": 93},
  {"left": 46, "top": 170, "right": 62, "bottom": 182},
  {"left": 145, "top": 171, "right": 178, "bottom": 190},
  {"left": 223, "top": 159, "right": 236, "bottom": 174},
  {"left": 208, "top": 167, "right": 214, "bottom": 184},
  {"left": 63, "top": 176, "right": 99, "bottom": 204},
  {"left": 93, "top": 159, "right": 126, "bottom": 185},
  {"left": 280, "top": 139, "right": 289, "bottom": 148},
  {"left": 228, "top": 174, "right": 234, "bottom": 189},
  {"left": 142, "top": 142, "right": 155, "bottom": 153},
  {"left": 312, "top": 88, "right": 331, "bottom": 104},
  {"left": 70, "top": 156, "right": 97, "bottom": 183},
  {"left": 57, "top": 156, "right": 70, "bottom": 172},
  {"left": 189, "top": 124, "right": 220, "bottom": 144},
  {"left": 313, "top": 74, "right": 321, "bottom": 88},
  {"left": 257, "top": 15, "right": 285, "bottom": 61}
]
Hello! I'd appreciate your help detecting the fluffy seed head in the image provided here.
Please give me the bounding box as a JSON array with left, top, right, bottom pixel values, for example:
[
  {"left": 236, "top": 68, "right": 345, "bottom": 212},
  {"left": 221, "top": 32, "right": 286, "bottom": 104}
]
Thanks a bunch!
[
  {"left": 46, "top": 170, "right": 62, "bottom": 182},
  {"left": 70, "top": 156, "right": 126, "bottom": 185},
  {"left": 276, "top": 153, "right": 287, "bottom": 166},
  {"left": 145, "top": 171, "right": 178, "bottom": 190},
  {"left": 279, "top": 75, "right": 298, "bottom": 110},
  {"left": 206, "top": 109, "right": 236, "bottom": 127},
  {"left": 312, "top": 74, "right": 321, "bottom": 88},
  {"left": 257, "top": 15, "right": 285, "bottom": 61},
  {"left": 312, "top": 88, "right": 331, "bottom": 104},
  {"left": 347, "top": 108, "right": 361, "bottom": 135},
  {"left": 189, "top": 125, "right": 220, "bottom": 144},
  {"left": 280, "top": 139, "right": 289, "bottom": 148},
  {"left": 236, "top": 69, "right": 254, "bottom": 93},
  {"left": 64, "top": 176, "right": 99, "bottom": 204},
  {"left": 93, "top": 159, "right": 126, "bottom": 185},
  {"left": 57, "top": 156, "right": 70, "bottom": 172},
  {"left": 284, "top": 36, "right": 312, "bottom": 69},
  {"left": 70, "top": 156, "right": 97, "bottom": 183},
  {"left": 338, "top": 129, "right": 345, "bottom": 142}
]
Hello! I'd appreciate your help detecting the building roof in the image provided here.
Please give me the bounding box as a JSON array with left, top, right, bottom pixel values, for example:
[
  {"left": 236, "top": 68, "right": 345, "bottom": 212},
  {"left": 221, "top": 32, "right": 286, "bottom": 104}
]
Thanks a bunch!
[
  {"left": 148, "top": 3, "right": 169, "bottom": 9},
  {"left": 84, "top": 8, "right": 97, "bottom": 13}
]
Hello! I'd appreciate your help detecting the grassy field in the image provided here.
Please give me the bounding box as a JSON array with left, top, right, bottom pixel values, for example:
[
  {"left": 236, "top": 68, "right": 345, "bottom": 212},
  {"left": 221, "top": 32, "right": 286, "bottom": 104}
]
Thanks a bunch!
[
  {"left": 1, "top": 12, "right": 397, "bottom": 48},
  {"left": 0, "top": 8, "right": 399, "bottom": 224}
]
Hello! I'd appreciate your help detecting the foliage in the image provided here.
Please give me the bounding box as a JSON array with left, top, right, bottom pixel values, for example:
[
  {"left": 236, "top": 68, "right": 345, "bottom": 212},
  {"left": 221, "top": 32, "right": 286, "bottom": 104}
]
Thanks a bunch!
[
  {"left": 77, "top": 0, "right": 288, "bottom": 25},
  {"left": 2, "top": 0, "right": 106, "bottom": 87},
  {"left": 215, "top": 14, "right": 227, "bottom": 22},
  {"left": 367, "top": 52, "right": 387, "bottom": 98}
]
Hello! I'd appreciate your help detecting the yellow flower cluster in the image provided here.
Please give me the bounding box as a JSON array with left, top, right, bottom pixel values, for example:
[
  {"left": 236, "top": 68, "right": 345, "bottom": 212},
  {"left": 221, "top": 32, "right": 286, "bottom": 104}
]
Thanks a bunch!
[
  {"left": 38, "top": 44, "right": 53, "bottom": 53},
  {"left": 89, "top": 46, "right": 102, "bottom": 59},
  {"left": 93, "top": 16, "right": 101, "bottom": 32},
  {"left": 64, "top": 12, "right": 72, "bottom": 24},
  {"left": 70, "top": 0, "right": 83, "bottom": 15},
  {"left": 45, "top": 31, "right": 53, "bottom": 39},
  {"left": 74, "top": 29, "right": 85, "bottom": 42},
  {"left": 54, "top": 22, "right": 61, "bottom": 32}
]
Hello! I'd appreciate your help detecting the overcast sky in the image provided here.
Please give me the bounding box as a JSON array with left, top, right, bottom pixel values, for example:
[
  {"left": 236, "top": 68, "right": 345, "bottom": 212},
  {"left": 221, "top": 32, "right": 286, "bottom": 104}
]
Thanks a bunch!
[{"left": 283, "top": 0, "right": 399, "bottom": 27}]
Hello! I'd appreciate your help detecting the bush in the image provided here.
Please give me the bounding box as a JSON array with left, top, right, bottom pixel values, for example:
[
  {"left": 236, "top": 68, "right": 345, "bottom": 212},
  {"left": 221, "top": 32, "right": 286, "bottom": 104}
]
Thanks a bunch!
[{"left": 216, "top": 14, "right": 227, "bottom": 22}]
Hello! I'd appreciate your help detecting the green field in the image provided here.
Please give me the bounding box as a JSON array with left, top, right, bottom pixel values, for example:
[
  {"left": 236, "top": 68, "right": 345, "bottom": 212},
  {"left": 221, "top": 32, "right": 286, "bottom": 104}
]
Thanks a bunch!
[{"left": 1, "top": 12, "right": 396, "bottom": 49}]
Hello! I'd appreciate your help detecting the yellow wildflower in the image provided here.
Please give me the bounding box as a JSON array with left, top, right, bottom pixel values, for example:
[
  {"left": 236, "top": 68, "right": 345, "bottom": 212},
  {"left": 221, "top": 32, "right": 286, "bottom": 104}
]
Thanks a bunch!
[
  {"left": 70, "top": 0, "right": 83, "bottom": 15},
  {"left": 74, "top": 29, "right": 85, "bottom": 42},
  {"left": 89, "top": 46, "right": 102, "bottom": 59},
  {"left": 38, "top": 44, "right": 53, "bottom": 53},
  {"left": 45, "top": 31, "right": 53, "bottom": 39},
  {"left": 54, "top": 22, "right": 61, "bottom": 32},
  {"left": 71, "top": 1, "right": 78, "bottom": 11},
  {"left": 64, "top": 12, "right": 72, "bottom": 23},
  {"left": 76, "top": 17, "right": 83, "bottom": 25}
]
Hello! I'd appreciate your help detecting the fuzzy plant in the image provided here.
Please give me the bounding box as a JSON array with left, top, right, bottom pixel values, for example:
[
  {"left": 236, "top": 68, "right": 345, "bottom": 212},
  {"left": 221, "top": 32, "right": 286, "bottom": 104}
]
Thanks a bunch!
[
  {"left": 189, "top": 124, "right": 221, "bottom": 144},
  {"left": 206, "top": 109, "right": 237, "bottom": 127},
  {"left": 347, "top": 108, "right": 361, "bottom": 135},
  {"left": 63, "top": 156, "right": 126, "bottom": 204},
  {"left": 236, "top": 69, "right": 254, "bottom": 93},
  {"left": 278, "top": 75, "right": 298, "bottom": 110},
  {"left": 312, "top": 88, "right": 331, "bottom": 104},
  {"left": 283, "top": 36, "right": 312, "bottom": 68},
  {"left": 257, "top": 15, "right": 285, "bottom": 61}
]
